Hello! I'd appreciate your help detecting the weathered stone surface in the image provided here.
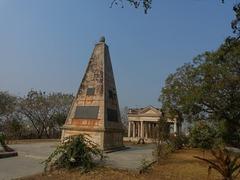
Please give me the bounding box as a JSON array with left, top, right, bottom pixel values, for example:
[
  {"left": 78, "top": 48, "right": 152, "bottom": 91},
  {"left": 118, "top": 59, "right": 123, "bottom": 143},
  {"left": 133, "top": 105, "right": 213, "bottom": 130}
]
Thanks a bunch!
[
  {"left": 0, "top": 151, "right": 18, "bottom": 159},
  {"left": 62, "top": 37, "right": 124, "bottom": 150},
  {"left": 0, "top": 144, "right": 18, "bottom": 159}
]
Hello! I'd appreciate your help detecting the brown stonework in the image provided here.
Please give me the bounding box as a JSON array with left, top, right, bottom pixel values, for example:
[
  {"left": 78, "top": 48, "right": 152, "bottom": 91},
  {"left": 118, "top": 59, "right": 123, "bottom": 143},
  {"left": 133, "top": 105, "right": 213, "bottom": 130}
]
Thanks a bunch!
[{"left": 62, "top": 37, "right": 124, "bottom": 150}]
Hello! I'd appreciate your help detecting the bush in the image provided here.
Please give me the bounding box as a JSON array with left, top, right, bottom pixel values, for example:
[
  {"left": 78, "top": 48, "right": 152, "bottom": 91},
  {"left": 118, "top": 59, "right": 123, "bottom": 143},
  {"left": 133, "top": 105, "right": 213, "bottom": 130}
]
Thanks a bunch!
[
  {"left": 168, "top": 134, "right": 189, "bottom": 150},
  {"left": 189, "top": 121, "right": 217, "bottom": 150},
  {"left": 2, "top": 118, "right": 25, "bottom": 140},
  {"left": 153, "top": 135, "right": 189, "bottom": 163},
  {"left": 43, "top": 134, "right": 104, "bottom": 172},
  {"left": 139, "top": 158, "right": 152, "bottom": 174},
  {"left": 153, "top": 143, "right": 173, "bottom": 163}
]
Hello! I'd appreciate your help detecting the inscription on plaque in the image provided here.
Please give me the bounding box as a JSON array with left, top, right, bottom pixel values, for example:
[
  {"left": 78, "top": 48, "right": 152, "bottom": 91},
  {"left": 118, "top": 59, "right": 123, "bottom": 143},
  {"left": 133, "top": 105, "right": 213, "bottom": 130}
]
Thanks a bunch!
[
  {"left": 74, "top": 106, "right": 99, "bottom": 119},
  {"left": 87, "top": 88, "right": 95, "bottom": 96}
]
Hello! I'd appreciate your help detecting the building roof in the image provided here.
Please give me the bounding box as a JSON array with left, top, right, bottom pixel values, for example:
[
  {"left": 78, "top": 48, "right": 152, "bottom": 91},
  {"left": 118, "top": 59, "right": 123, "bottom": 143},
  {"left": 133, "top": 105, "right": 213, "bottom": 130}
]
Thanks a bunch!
[{"left": 128, "top": 105, "right": 161, "bottom": 116}]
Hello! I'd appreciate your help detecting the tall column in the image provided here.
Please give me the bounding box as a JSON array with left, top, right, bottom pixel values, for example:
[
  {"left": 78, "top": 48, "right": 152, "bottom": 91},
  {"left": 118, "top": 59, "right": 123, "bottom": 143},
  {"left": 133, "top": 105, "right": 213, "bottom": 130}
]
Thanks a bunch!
[
  {"left": 138, "top": 122, "right": 140, "bottom": 137},
  {"left": 149, "top": 123, "right": 151, "bottom": 138},
  {"left": 152, "top": 124, "right": 155, "bottom": 138},
  {"left": 133, "top": 122, "right": 136, "bottom": 138},
  {"left": 174, "top": 121, "right": 177, "bottom": 134},
  {"left": 128, "top": 121, "right": 131, "bottom": 137},
  {"left": 179, "top": 122, "right": 182, "bottom": 134},
  {"left": 141, "top": 121, "right": 144, "bottom": 138},
  {"left": 145, "top": 122, "right": 148, "bottom": 139},
  {"left": 151, "top": 123, "right": 154, "bottom": 138}
]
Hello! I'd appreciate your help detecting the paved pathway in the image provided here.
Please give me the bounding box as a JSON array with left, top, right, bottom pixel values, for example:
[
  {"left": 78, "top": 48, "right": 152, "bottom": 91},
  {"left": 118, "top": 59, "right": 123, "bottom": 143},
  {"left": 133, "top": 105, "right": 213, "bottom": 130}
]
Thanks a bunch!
[
  {"left": 104, "top": 144, "right": 155, "bottom": 170},
  {"left": 0, "top": 142, "right": 57, "bottom": 180},
  {"left": 0, "top": 142, "right": 155, "bottom": 180}
]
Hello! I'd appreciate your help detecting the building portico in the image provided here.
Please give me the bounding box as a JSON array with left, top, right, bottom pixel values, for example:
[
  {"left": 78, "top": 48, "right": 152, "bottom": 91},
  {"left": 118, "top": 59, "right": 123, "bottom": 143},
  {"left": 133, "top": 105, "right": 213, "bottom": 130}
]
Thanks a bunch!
[{"left": 125, "top": 106, "right": 181, "bottom": 143}]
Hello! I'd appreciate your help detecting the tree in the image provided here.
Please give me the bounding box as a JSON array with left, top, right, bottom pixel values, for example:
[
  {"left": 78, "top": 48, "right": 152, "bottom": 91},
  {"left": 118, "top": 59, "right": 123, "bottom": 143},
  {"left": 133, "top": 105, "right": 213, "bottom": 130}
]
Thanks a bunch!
[
  {"left": 111, "top": 0, "right": 152, "bottom": 14},
  {"left": 120, "top": 106, "right": 129, "bottom": 129},
  {"left": 0, "top": 91, "right": 17, "bottom": 132},
  {"left": 160, "top": 39, "right": 240, "bottom": 146},
  {"left": 231, "top": 3, "right": 240, "bottom": 38},
  {"left": 3, "top": 116, "right": 25, "bottom": 140},
  {"left": 19, "top": 90, "right": 73, "bottom": 138},
  {"left": 154, "top": 116, "right": 171, "bottom": 163},
  {"left": 0, "top": 91, "right": 16, "bottom": 118}
]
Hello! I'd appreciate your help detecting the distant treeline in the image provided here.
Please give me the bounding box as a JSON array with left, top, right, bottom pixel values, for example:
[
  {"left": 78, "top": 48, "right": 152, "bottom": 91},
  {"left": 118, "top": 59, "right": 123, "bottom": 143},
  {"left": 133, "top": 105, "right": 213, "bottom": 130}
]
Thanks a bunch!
[{"left": 0, "top": 90, "right": 74, "bottom": 139}]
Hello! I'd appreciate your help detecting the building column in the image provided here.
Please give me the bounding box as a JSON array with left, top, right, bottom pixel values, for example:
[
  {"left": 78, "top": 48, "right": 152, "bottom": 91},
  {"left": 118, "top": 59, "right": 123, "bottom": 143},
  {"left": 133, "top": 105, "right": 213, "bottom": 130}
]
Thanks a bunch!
[
  {"left": 138, "top": 122, "right": 141, "bottom": 137},
  {"left": 151, "top": 123, "right": 154, "bottom": 138},
  {"left": 128, "top": 121, "right": 131, "bottom": 137},
  {"left": 133, "top": 122, "right": 136, "bottom": 138},
  {"left": 149, "top": 123, "right": 152, "bottom": 138},
  {"left": 141, "top": 121, "right": 144, "bottom": 138},
  {"left": 178, "top": 122, "right": 182, "bottom": 134},
  {"left": 174, "top": 121, "right": 177, "bottom": 134},
  {"left": 152, "top": 124, "right": 155, "bottom": 138},
  {"left": 145, "top": 122, "right": 148, "bottom": 139}
]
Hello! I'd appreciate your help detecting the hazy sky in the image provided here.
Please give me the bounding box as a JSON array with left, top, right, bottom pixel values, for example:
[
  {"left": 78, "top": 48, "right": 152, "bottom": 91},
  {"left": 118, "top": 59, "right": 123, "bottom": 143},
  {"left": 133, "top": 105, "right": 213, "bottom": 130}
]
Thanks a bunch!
[{"left": 0, "top": 0, "right": 237, "bottom": 108}]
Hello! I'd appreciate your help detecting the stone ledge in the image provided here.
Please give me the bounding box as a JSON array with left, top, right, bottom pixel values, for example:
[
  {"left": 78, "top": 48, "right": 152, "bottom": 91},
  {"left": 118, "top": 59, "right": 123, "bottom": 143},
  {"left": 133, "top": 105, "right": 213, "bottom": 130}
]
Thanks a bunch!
[
  {"left": 62, "top": 125, "right": 124, "bottom": 133},
  {"left": 104, "top": 146, "right": 130, "bottom": 153},
  {"left": 0, "top": 151, "right": 18, "bottom": 159}
]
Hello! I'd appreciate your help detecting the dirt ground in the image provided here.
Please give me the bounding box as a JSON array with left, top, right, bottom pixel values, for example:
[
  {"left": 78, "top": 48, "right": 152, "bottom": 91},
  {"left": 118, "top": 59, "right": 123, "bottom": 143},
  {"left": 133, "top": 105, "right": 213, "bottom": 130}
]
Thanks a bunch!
[{"left": 19, "top": 149, "right": 225, "bottom": 180}]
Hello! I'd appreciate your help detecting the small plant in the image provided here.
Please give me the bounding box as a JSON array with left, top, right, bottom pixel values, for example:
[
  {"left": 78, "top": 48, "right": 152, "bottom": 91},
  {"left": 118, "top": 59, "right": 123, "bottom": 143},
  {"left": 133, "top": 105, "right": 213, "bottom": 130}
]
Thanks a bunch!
[
  {"left": 153, "top": 143, "right": 173, "bottom": 163},
  {"left": 43, "top": 134, "right": 104, "bottom": 172},
  {"left": 194, "top": 148, "right": 240, "bottom": 180},
  {"left": 139, "top": 158, "right": 151, "bottom": 174}
]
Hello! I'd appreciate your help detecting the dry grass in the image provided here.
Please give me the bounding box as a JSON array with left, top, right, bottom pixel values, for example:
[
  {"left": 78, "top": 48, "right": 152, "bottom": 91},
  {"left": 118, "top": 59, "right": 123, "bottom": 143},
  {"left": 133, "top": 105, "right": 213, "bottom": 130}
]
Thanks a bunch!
[
  {"left": 19, "top": 149, "right": 224, "bottom": 180},
  {"left": 19, "top": 167, "right": 141, "bottom": 180},
  {"left": 145, "top": 149, "right": 222, "bottom": 180}
]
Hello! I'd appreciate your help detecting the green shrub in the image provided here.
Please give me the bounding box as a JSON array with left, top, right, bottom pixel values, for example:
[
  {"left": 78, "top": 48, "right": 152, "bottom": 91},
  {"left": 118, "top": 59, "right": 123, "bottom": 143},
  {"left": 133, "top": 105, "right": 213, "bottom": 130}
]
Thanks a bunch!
[
  {"left": 153, "top": 143, "right": 173, "bottom": 163},
  {"left": 189, "top": 121, "right": 217, "bottom": 150},
  {"left": 139, "top": 158, "right": 151, "bottom": 174},
  {"left": 43, "top": 134, "right": 104, "bottom": 172},
  {"left": 168, "top": 134, "right": 189, "bottom": 150}
]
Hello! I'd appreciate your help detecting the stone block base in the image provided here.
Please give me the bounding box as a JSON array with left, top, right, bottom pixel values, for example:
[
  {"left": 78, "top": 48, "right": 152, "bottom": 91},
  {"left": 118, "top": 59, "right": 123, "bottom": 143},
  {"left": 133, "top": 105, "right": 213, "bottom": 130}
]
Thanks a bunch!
[
  {"left": 0, "top": 151, "right": 18, "bottom": 159},
  {"left": 104, "top": 132, "right": 123, "bottom": 150},
  {"left": 62, "top": 128, "right": 123, "bottom": 151}
]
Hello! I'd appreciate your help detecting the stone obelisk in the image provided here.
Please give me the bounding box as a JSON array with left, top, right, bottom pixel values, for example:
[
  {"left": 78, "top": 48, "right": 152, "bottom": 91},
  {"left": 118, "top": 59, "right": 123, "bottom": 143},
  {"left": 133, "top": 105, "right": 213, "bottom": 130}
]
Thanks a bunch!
[{"left": 61, "top": 37, "right": 124, "bottom": 150}]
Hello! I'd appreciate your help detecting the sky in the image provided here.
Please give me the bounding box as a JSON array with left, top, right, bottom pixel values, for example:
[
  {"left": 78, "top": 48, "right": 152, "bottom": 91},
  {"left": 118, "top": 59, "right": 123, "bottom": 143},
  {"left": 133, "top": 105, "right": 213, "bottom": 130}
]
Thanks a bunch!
[{"left": 0, "top": 0, "right": 237, "bottom": 108}]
